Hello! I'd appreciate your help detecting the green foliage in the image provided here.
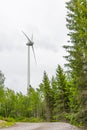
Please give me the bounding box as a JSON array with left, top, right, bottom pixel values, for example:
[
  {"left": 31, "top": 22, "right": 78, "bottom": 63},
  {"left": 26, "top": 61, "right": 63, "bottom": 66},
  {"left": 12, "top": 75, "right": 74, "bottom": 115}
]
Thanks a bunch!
[
  {"left": 53, "top": 65, "right": 70, "bottom": 119},
  {"left": 65, "top": 113, "right": 79, "bottom": 126},
  {"left": 67, "top": 79, "right": 80, "bottom": 113},
  {"left": 64, "top": 0, "right": 87, "bottom": 127},
  {"left": 3, "top": 117, "right": 15, "bottom": 123},
  {"left": 0, "top": 121, "right": 15, "bottom": 128},
  {"left": 39, "top": 71, "right": 53, "bottom": 121},
  {"left": 75, "top": 110, "right": 87, "bottom": 127},
  {"left": 0, "top": 71, "right": 5, "bottom": 87},
  {"left": 0, "top": 117, "right": 15, "bottom": 128},
  {"left": 1, "top": 1, "right": 87, "bottom": 127},
  {"left": 27, "top": 86, "right": 43, "bottom": 118},
  {"left": 24, "top": 117, "right": 44, "bottom": 122}
]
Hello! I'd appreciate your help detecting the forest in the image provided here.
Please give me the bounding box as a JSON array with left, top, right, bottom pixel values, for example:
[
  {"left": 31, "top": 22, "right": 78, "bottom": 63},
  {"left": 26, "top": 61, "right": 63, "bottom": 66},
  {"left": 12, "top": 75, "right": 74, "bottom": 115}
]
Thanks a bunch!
[{"left": 0, "top": 0, "right": 87, "bottom": 128}]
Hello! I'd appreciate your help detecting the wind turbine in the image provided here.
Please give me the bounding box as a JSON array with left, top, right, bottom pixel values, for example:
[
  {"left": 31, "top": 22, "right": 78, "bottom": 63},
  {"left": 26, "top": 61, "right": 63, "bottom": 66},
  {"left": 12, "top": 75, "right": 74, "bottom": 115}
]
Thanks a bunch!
[{"left": 22, "top": 31, "right": 36, "bottom": 89}]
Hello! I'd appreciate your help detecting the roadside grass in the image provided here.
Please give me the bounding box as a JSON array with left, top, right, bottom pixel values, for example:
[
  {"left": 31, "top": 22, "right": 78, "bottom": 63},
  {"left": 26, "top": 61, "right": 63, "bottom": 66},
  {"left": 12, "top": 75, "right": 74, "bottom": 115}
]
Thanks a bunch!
[
  {"left": 0, "top": 117, "right": 44, "bottom": 128},
  {"left": 0, "top": 118, "right": 15, "bottom": 128},
  {"left": 15, "top": 117, "right": 45, "bottom": 122},
  {"left": 0, "top": 121, "right": 14, "bottom": 128}
]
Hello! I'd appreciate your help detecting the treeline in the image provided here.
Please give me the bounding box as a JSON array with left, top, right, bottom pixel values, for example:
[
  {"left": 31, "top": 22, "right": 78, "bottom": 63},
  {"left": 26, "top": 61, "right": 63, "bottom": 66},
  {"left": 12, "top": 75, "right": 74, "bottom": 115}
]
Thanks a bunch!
[
  {"left": 0, "top": 66, "right": 81, "bottom": 123},
  {"left": 0, "top": 67, "right": 69, "bottom": 121},
  {"left": 0, "top": 0, "right": 87, "bottom": 127},
  {"left": 0, "top": 64, "right": 86, "bottom": 126}
]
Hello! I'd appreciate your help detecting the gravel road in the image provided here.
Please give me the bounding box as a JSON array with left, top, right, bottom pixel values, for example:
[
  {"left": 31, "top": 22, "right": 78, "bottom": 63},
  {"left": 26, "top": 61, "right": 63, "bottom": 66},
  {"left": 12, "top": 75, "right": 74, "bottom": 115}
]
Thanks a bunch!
[{"left": 0, "top": 122, "right": 82, "bottom": 130}]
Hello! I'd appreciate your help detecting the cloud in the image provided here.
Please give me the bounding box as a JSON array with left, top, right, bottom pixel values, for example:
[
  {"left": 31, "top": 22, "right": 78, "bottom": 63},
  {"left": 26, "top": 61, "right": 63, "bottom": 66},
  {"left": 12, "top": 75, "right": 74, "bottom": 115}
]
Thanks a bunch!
[{"left": 0, "top": 0, "right": 68, "bottom": 94}]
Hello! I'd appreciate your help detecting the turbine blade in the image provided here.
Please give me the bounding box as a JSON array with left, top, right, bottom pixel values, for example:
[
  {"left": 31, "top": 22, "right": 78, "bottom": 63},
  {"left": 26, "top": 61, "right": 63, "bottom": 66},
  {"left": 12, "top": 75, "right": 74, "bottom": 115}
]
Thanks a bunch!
[
  {"left": 31, "top": 34, "right": 33, "bottom": 42},
  {"left": 32, "top": 46, "right": 37, "bottom": 64},
  {"left": 22, "top": 31, "right": 31, "bottom": 42}
]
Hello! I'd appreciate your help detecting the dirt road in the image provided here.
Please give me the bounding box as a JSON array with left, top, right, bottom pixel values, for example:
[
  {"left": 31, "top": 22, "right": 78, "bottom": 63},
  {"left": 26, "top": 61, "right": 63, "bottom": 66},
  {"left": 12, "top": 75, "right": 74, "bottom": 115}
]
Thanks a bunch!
[{"left": 0, "top": 122, "right": 82, "bottom": 130}]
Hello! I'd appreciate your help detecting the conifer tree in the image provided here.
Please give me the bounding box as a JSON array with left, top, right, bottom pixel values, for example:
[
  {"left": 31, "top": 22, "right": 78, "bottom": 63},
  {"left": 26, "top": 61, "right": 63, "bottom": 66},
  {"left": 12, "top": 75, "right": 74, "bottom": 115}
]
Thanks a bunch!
[
  {"left": 65, "top": 0, "right": 87, "bottom": 90},
  {"left": 64, "top": 0, "right": 87, "bottom": 125},
  {"left": 40, "top": 71, "right": 53, "bottom": 121},
  {"left": 54, "top": 65, "right": 69, "bottom": 121}
]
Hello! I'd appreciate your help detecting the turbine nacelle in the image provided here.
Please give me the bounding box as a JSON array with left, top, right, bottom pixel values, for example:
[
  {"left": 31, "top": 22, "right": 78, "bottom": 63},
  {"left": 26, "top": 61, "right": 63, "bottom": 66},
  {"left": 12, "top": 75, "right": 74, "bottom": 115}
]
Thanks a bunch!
[
  {"left": 22, "top": 30, "right": 37, "bottom": 64},
  {"left": 26, "top": 42, "right": 34, "bottom": 46}
]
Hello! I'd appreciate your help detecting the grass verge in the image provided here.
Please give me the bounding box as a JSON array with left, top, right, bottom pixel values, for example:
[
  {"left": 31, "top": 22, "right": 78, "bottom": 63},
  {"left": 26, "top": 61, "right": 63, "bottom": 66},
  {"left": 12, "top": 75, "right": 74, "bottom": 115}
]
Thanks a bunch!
[{"left": 0, "top": 120, "right": 15, "bottom": 128}]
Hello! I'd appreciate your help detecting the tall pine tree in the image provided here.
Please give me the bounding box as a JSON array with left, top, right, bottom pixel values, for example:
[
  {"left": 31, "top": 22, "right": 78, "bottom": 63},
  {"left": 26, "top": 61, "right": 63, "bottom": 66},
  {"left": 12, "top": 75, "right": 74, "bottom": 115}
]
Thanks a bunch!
[
  {"left": 64, "top": 0, "right": 87, "bottom": 125},
  {"left": 39, "top": 71, "right": 53, "bottom": 121},
  {"left": 53, "top": 65, "right": 69, "bottom": 121}
]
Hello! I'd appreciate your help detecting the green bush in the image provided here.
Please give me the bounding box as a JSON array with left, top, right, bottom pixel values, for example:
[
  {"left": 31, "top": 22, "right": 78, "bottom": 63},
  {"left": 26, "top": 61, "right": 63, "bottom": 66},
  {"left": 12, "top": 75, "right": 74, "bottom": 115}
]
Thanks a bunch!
[
  {"left": 65, "top": 111, "right": 87, "bottom": 127},
  {"left": 4, "top": 117, "right": 15, "bottom": 122},
  {"left": 24, "top": 117, "right": 45, "bottom": 122},
  {"left": 15, "top": 117, "right": 45, "bottom": 122},
  {"left": 53, "top": 112, "right": 68, "bottom": 122},
  {"left": 75, "top": 110, "right": 87, "bottom": 127},
  {"left": 65, "top": 113, "right": 78, "bottom": 125}
]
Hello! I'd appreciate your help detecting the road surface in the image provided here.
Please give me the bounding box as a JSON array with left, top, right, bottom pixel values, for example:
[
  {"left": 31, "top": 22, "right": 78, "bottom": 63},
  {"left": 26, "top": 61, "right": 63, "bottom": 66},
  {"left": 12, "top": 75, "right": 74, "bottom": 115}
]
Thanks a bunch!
[{"left": 0, "top": 122, "right": 82, "bottom": 130}]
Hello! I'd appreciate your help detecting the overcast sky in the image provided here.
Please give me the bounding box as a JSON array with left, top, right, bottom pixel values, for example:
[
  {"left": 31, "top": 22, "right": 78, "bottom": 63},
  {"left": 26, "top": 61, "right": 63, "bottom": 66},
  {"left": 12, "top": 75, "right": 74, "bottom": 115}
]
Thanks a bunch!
[{"left": 0, "top": 0, "right": 69, "bottom": 94}]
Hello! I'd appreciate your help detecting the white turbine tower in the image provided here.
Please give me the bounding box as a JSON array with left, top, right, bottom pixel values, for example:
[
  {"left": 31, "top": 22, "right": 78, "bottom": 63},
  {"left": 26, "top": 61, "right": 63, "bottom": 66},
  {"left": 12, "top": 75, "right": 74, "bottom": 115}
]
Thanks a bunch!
[{"left": 22, "top": 31, "right": 36, "bottom": 90}]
